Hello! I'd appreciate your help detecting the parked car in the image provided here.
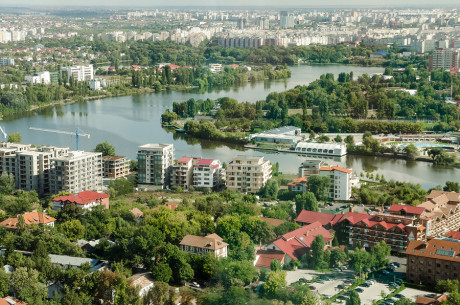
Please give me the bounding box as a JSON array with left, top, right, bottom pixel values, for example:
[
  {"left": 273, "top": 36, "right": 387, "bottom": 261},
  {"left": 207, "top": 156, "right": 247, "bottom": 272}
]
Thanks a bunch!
[
  {"left": 393, "top": 262, "right": 401, "bottom": 267},
  {"left": 382, "top": 270, "right": 390, "bottom": 275},
  {"left": 309, "top": 285, "right": 316, "bottom": 290},
  {"left": 337, "top": 295, "right": 347, "bottom": 300},
  {"left": 355, "top": 288, "right": 364, "bottom": 293},
  {"left": 394, "top": 294, "right": 404, "bottom": 298},
  {"left": 191, "top": 282, "right": 200, "bottom": 288},
  {"left": 389, "top": 283, "right": 398, "bottom": 288},
  {"left": 337, "top": 284, "right": 345, "bottom": 289}
]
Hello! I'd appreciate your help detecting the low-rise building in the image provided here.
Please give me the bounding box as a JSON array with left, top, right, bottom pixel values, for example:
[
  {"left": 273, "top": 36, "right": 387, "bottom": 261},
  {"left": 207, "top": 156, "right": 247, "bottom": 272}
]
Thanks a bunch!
[
  {"left": 102, "top": 156, "right": 130, "bottom": 178},
  {"left": 179, "top": 233, "right": 228, "bottom": 258},
  {"left": 0, "top": 211, "right": 55, "bottom": 230},
  {"left": 249, "top": 126, "right": 302, "bottom": 145},
  {"left": 287, "top": 176, "right": 308, "bottom": 192},
  {"left": 193, "top": 158, "right": 224, "bottom": 190},
  {"left": 49, "top": 254, "right": 107, "bottom": 272},
  {"left": 0, "top": 297, "right": 27, "bottom": 305},
  {"left": 128, "top": 273, "right": 154, "bottom": 297},
  {"left": 298, "top": 159, "right": 324, "bottom": 177},
  {"left": 406, "top": 238, "right": 460, "bottom": 285},
  {"left": 25, "top": 71, "right": 51, "bottom": 85},
  {"left": 51, "top": 191, "right": 109, "bottom": 211},
  {"left": 294, "top": 142, "right": 347, "bottom": 156},
  {"left": 89, "top": 79, "right": 101, "bottom": 90},
  {"left": 226, "top": 155, "right": 272, "bottom": 193}
]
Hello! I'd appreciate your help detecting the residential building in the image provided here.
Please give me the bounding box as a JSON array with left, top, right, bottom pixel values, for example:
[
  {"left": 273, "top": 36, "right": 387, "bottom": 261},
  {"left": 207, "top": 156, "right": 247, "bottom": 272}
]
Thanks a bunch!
[
  {"left": 208, "top": 63, "right": 223, "bottom": 73},
  {"left": 294, "top": 142, "right": 347, "bottom": 156},
  {"left": 179, "top": 233, "right": 228, "bottom": 258},
  {"left": 170, "top": 157, "right": 196, "bottom": 189},
  {"left": 193, "top": 158, "right": 224, "bottom": 189},
  {"left": 51, "top": 190, "right": 109, "bottom": 211},
  {"left": 295, "top": 210, "right": 347, "bottom": 228},
  {"left": 49, "top": 254, "right": 107, "bottom": 272},
  {"left": 0, "top": 58, "right": 15, "bottom": 66},
  {"left": 287, "top": 176, "right": 308, "bottom": 192},
  {"left": 102, "top": 156, "right": 130, "bottom": 178},
  {"left": 418, "top": 190, "right": 460, "bottom": 237},
  {"left": 60, "top": 65, "right": 94, "bottom": 82},
  {"left": 298, "top": 159, "right": 324, "bottom": 178},
  {"left": 319, "top": 165, "right": 353, "bottom": 200},
  {"left": 137, "top": 144, "right": 174, "bottom": 187},
  {"left": 259, "top": 216, "right": 286, "bottom": 227},
  {"left": 129, "top": 273, "right": 155, "bottom": 297},
  {"left": 406, "top": 238, "right": 460, "bottom": 285},
  {"left": 0, "top": 297, "right": 27, "bottom": 305},
  {"left": 226, "top": 155, "right": 272, "bottom": 193},
  {"left": 256, "top": 222, "right": 332, "bottom": 268},
  {"left": 415, "top": 294, "right": 447, "bottom": 305},
  {"left": 0, "top": 211, "right": 55, "bottom": 230},
  {"left": 25, "top": 71, "right": 51, "bottom": 85},
  {"left": 280, "top": 11, "right": 294, "bottom": 29},
  {"left": 49, "top": 151, "right": 103, "bottom": 194},
  {"left": 429, "top": 48, "right": 460, "bottom": 71},
  {"left": 89, "top": 79, "right": 101, "bottom": 90}
]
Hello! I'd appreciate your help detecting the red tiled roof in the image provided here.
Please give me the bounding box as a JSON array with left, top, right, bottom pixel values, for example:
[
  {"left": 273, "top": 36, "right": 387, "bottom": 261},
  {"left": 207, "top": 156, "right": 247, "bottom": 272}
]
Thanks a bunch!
[
  {"left": 0, "top": 297, "right": 27, "bottom": 305},
  {"left": 52, "top": 191, "right": 109, "bottom": 206},
  {"left": 406, "top": 239, "right": 460, "bottom": 263},
  {"left": 446, "top": 231, "right": 460, "bottom": 240},
  {"left": 319, "top": 166, "right": 352, "bottom": 174},
  {"left": 177, "top": 157, "right": 193, "bottom": 163},
  {"left": 287, "top": 177, "right": 308, "bottom": 186},
  {"left": 259, "top": 216, "right": 286, "bottom": 227},
  {"left": 196, "top": 159, "right": 215, "bottom": 165},
  {"left": 255, "top": 250, "right": 285, "bottom": 268},
  {"left": 273, "top": 222, "right": 332, "bottom": 260},
  {"left": 295, "top": 210, "right": 347, "bottom": 226},
  {"left": 389, "top": 204, "right": 425, "bottom": 215},
  {"left": 165, "top": 202, "right": 178, "bottom": 210},
  {"left": 0, "top": 212, "right": 56, "bottom": 229}
]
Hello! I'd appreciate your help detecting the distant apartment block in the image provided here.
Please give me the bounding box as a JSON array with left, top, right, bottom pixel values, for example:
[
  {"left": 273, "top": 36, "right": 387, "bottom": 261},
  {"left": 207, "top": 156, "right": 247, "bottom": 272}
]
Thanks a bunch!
[
  {"left": 60, "top": 65, "right": 94, "bottom": 82},
  {"left": 102, "top": 156, "right": 130, "bottom": 178},
  {"left": 193, "top": 159, "right": 224, "bottom": 189},
  {"left": 25, "top": 71, "right": 51, "bottom": 85},
  {"left": 137, "top": 144, "right": 174, "bottom": 187},
  {"left": 49, "top": 151, "right": 103, "bottom": 194},
  {"left": 89, "top": 79, "right": 101, "bottom": 90},
  {"left": 429, "top": 48, "right": 460, "bottom": 71},
  {"left": 226, "top": 155, "right": 272, "bottom": 193},
  {"left": 0, "top": 58, "right": 15, "bottom": 66}
]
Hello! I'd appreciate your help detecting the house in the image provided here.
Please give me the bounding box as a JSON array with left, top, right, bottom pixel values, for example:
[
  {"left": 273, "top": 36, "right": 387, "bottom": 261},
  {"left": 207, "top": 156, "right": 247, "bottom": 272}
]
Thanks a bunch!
[
  {"left": 254, "top": 249, "right": 286, "bottom": 270},
  {"left": 0, "top": 297, "right": 27, "bottom": 305},
  {"left": 0, "top": 211, "right": 56, "bottom": 230},
  {"left": 415, "top": 294, "right": 447, "bottom": 305},
  {"left": 48, "top": 254, "right": 107, "bottom": 273},
  {"left": 164, "top": 202, "right": 178, "bottom": 210},
  {"left": 129, "top": 273, "right": 154, "bottom": 297},
  {"left": 295, "top": 210, "right": 347, "bottom": 228},
  {"left": 258, "top": 222, "right": 332, "bottom": 267},
  {"left": 258, "top": 216, "right": 285, "bottom": 227},
  {"left": 51, "top": 191, "right": 109, "bottom": 211},
  {"left": 130, "top": 208, "right": 144, "bottom": 220},
  {"left": 179, "top": 233, "right": 228, "bottom": 258},
  {"left": 287, "top": 176, "right": 308, "bottom": 192}
]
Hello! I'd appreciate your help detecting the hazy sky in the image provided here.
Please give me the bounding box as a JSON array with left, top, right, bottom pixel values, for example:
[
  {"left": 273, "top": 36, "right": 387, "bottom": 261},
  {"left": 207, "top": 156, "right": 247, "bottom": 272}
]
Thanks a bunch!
[{"left": 1, "top": 0, "right": 459, "bottom": 7}]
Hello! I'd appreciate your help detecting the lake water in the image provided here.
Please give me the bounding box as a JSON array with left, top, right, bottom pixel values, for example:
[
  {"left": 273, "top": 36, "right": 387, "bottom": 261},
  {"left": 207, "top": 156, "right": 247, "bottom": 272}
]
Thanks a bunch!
[{"left": 2, "top": 64, "right": 458, "bottom": 189}]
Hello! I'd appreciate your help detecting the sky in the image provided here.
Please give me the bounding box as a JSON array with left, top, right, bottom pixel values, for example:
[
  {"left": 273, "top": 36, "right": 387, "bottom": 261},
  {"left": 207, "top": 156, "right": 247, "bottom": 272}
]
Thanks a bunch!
[{"left": 0, "top": 0, "right": 459, "bottom": 8}]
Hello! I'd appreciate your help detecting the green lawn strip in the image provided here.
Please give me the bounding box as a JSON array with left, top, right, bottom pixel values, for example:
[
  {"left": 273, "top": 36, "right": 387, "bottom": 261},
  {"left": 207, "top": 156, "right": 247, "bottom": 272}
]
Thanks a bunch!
[
  {"left": 375, "top": 285, "right": 406, "bottom": 304},
  {"left": 330, "top": 277, "right": 365, "bottom": 303}
]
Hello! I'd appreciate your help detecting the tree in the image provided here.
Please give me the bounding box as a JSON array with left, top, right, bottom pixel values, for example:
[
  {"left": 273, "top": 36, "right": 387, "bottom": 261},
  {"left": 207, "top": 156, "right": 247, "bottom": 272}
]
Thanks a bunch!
[
  {"left": 0, "top": 269, "right": 9, "bottom": 298},
  {"left": 7, "top": 132, "right": 22, "bottom": 143},
  {"left": 270, "top": 259, "right": 282, "bottom": 271},
  {"left": 61, "top": 219, "right": 85, "bottom": 241},
  {"left": 259, "top": 179, "right": 279, "bottom": 200},
  {"left": 335, "top": 135, "right": 343, "bottom": 143},
  {"left": 0, "top": 172, "right": 14, "bottom": 194},
  {"left": 436, "top": 279, "right": 460, "bottom": 293},
  {"left": 428, "top": 148, "right": 455, "bottom": 166},
  {"left": 10, "top": 267, "right": 47, "bottom": 303},
  {"left": 394, "top": 298, "right": 415, "bottom": 305},
  {"left": 307, "top": 175, "right": 331, "bottom": 201},
  {"left": 262, "top": 270, "right": 286, "bottom": 298},
  {"left": 94, "top": 141, "right": 116, "bottom": 156},
  {"left": 330, "top": 248, "right": 347, "bottom": 268},
  {"left": 311, "top": 235, "right": 325, "bottom": 268},
  {"left": 151, "top": 263, "right": 172, "bottom": 283},
  {"left": 295, "top": 192, "right": 318, "bottom": 215},
  {"left": 346, "top": 290, "right": 361, "bottom": 305},
  {"left": 349, "top": 247, "right": 371, "bottom": 276},
  {"left": 403, "top": 144, "right": 418, "bottom": 161},
  {"left": 371, "top": 241, "right": 391, "bottom": 268},
  {"left": 444, "top": 181, "right": 460, "bottom": 193}
]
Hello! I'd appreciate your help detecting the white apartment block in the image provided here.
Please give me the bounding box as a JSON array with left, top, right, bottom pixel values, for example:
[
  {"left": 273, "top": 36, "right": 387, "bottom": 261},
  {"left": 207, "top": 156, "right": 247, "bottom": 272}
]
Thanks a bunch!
[
  {"left": 226, "top": 156, "right": 272, "bottom": 194},
  {"left": 89, "top": 79, "right": 101, "bottom": 90},
  {"left": 49, "top": 151, "right": 103, "bottom": 195},
  {"left": 25, "top": 71, "right": 51, "bottom": 85},
  {"left": 429, "top": 48, "right": 460, "bottom": 71},
  {"left": 0, "top": 58, "right": 15, "bottom": 66},
  {"left": 137, "top": 144, "right": 174, "bottom": 186},
  {"left": 318, "top": 166, "right": 353, "bottom": 201},
  {"left": 60, "top": 65, "right": 94, "bottom": 82},
  {"left": 193, "top": 159, "right": 224, "bottom": 190}
]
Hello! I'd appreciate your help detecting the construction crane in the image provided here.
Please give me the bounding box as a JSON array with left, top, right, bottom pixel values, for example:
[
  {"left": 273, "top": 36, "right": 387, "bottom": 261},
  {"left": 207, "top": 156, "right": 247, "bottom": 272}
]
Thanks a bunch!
[
  {"left": 29, "top": 127, "right": 90, "bottom": 150},
  {"left": 0, "top": 126, "right": 7, "bottom": 142}
]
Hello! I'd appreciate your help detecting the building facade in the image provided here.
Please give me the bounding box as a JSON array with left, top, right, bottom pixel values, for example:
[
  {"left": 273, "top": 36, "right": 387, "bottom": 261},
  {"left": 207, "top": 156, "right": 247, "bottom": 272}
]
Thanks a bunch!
[
  {"left": 102, "top": 156, "right": 130, "bottom": 178},
  {"left": 429, "top": 48, "right": 460, "bottom": 71},
  {"left": 406, "top": 238, "right": 460, "bottom": 285},
  {"left": 193, "top": 158, "right": 224, "bottom": 190},
  {"left": 51, "top": 191, "right": 109, "bottom": 211},
  {"left": 60, "top": 65, "right": 94, "bottom": 82},
  {"left": 170, "top": 157, "right": 195, "bottom": 189},
  {"left": 49, "top": 151, "right": 103, "bottom": 194},
  {"left": 319, "top": 166, "right": 353, "bottom": 200},
  {"left": 137, "top": 144, "right": 174, "bottom": 187},
  {"left": 298, "top": 159, "right": 324, "bottom": 178},
  {"left": 179, "top": 233, "right": 228, "bottom": 258},
  {"left": 226, "top": 156, "right": 272, "bottom": 193}
]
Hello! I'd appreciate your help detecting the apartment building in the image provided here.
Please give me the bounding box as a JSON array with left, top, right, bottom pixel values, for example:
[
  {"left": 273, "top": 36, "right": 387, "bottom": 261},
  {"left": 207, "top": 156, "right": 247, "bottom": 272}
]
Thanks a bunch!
[
  {"left": 418, "top": 190, "right": 460, "bottom": 237},
  {"left": 170, "top": 157, "right": 196, "bottom": 189},
  {"left": 179, "top": 233, "right": 228, "bottom": 258},
  {"left": 137, "top": 144, "right": 174, "bottom": 187},
  {"left": 102, "top": 156, "right": 130, "bottom": 178},
  {"left": 60, "top": 65, "right": 94, "bottom": 82},
  {"left": 429, "top": 48, "right": 460, "bottom": 71},
  {"left": 298, "top": 159, "right": 324, "bottom": 177},
  {"left": 319, "top": 166, "right": 353, "bottom": 200},
  {"left": 0, "top": 58, "right": 15, "bottom": 66},
  {"left": 193, "top": 159, "right": 224, "bottom": 190},
  {"left": 406, "top": 238, "right": 460, "bottom": 285},
  {"left": 49, "top": 151, "right": 103, "bottom": 194},
  {"left": 25, "top": 71, "right": 51, "bottom": 85},
  {"left": 226, "top": 155, "right": 272, "bottom": 193}
]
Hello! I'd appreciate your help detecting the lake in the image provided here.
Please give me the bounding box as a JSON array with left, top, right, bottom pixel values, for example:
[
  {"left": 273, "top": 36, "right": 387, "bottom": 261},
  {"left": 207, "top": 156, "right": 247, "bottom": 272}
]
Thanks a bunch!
[{"left": 2, "top": 64, "right": 458, "bottom": 189}]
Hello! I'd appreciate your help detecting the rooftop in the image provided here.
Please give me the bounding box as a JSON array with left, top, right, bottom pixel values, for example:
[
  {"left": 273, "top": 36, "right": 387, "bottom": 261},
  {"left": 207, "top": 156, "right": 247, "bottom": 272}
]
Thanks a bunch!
[
  {"left": 0, "top": 211, "right": 56, "bottom": 229},
  {"left": 52, "top": 191, "right": 109, "bottom": 205},
  {"left": 406, "top": 238, "right": 460, "bottom": 263},
  {"left": 180, "top": 234, "right": 228, "bottom": 250},
  {"left": 138, "top": 143, "right": 173, "bottom": 150}
]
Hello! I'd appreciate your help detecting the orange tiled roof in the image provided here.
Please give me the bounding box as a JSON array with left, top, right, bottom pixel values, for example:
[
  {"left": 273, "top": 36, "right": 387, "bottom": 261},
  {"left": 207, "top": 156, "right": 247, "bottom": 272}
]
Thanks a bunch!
[
  {"left": 0, "top": 211, "right": 55, "bottom": 229},
  {"left": 319, "top": 166, "right": 352, "bottom": 174}
]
